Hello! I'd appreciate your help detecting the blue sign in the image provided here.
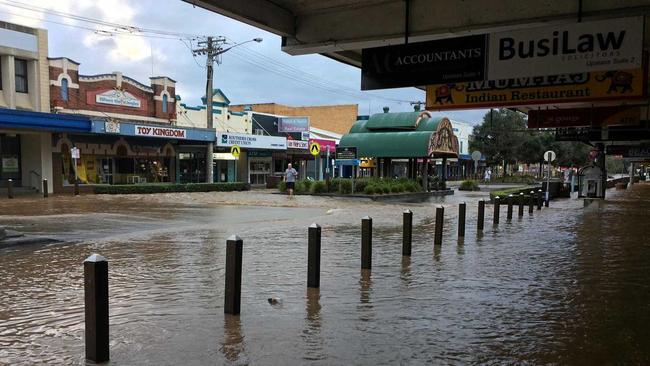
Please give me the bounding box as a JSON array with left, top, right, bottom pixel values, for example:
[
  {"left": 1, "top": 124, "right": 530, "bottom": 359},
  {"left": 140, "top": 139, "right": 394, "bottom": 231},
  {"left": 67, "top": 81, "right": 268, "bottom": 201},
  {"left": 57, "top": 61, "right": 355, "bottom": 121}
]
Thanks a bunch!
[
  {"left": 279, "top": 117, "right": 309, "bottom": 133},
  {"left": 335, "top": 159, "right": 360, "bottom": 166}
]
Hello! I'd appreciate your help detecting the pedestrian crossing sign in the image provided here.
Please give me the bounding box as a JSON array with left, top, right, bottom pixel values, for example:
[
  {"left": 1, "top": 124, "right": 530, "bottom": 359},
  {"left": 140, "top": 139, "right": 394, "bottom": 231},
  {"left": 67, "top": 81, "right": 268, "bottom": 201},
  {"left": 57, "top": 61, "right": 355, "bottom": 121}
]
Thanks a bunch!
[
  {"left": 230, "top": 145, "right": 241, "bottom": 158},
  {"left": 309, "top": 141, "right": 320, "bottom": 156}
]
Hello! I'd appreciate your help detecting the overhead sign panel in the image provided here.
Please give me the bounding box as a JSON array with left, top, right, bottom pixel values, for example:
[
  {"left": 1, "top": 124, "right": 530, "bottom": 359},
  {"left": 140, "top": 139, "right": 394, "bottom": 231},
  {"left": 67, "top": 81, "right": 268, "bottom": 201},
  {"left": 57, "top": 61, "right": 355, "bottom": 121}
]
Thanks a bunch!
[
  {"left": 361, "top": 35, "right": 487, "bottom": 90},
  {"left": 217, "top": 132, "right": 287, "bottom": 150},
  {"left": 488, "top": 16, "right": 644, "bottom": 80},
  {"left": 528, "top": 106, "right": 641, "bottom": 128},
  {"left": 336, "top": 146, "right": 357, "bottom": 160},
  {"left": 425, "top": 64, "right": 646, "bottom": 110},
  {"left": 278, "top": 117, "right": 310, "bottom": 133}
]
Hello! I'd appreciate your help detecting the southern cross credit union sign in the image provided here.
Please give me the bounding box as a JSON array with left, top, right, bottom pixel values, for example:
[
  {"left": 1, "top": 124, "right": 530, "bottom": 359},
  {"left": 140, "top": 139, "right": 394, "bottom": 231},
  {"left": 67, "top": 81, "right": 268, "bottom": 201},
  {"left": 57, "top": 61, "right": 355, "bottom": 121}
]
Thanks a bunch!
[{"left": 217, "top": 131, "right": 287, "bottom": 150}]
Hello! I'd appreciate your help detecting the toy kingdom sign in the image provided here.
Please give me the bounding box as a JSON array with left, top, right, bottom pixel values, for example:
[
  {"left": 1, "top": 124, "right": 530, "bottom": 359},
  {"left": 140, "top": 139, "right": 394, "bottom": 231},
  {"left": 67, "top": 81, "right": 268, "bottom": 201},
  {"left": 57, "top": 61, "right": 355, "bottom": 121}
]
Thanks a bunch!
[{"left": 425, "top": 64, "right": 646, "bottom": 110}]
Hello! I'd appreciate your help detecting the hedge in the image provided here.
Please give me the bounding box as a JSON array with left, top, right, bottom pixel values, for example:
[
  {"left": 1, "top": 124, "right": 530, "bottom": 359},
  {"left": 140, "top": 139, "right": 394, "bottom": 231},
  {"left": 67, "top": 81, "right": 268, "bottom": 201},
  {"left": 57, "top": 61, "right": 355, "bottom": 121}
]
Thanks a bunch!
[
  {"left": 94, "top": 182, "right": 250, "bottom": 195},
  {"left": 458, "top": 180, "right": 480, "bottom": 191}
]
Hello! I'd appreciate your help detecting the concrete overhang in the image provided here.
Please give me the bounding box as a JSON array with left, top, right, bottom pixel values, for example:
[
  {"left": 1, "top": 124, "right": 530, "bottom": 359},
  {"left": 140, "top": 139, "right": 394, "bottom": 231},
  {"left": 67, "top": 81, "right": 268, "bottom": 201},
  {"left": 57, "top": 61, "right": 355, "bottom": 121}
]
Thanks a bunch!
[{"left": 184, "top": 0, "right": 650, "bottom": 68}]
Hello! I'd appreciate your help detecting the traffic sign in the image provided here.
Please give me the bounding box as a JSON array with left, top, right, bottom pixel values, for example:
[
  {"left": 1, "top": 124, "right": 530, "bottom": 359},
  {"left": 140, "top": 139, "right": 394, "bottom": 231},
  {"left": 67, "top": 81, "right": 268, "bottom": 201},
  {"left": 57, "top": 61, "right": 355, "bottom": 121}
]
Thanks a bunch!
[
  {"left": 309, "top": 141, "right": 321, "bottom": 156},
  {"left": 71, "top": 147, "right": 80, "bottom": 159},
  {"left": 544, "top": 150, "right": 556, "bottom": 162},
  {"left": 471, "top": 151, "right": 481, "bottom": 161},
  {"left": 230, "top": 145, "right": 241, "bottom": 158}
]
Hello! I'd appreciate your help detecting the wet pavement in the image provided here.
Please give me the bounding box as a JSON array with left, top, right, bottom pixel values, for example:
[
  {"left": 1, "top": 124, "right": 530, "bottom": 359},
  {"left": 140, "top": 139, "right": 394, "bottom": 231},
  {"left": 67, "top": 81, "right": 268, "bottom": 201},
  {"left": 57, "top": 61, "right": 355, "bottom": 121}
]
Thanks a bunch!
[{"left": 0, "top": 186, "right": 649, "bottom": 365}]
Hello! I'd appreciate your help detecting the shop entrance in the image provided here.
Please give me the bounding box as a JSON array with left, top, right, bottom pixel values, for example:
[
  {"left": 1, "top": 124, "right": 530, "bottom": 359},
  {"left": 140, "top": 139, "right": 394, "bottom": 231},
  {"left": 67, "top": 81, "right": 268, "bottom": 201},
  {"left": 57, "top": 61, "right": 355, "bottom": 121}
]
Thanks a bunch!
[
  {"left": 0, "top": 134, "right": 21, "bottom": 187},
  {"left": 249, "top": 156, "right": 272, "bottom": 185},
  {"left": 99, "top": 158, "right": 114, "bottom": 184}
]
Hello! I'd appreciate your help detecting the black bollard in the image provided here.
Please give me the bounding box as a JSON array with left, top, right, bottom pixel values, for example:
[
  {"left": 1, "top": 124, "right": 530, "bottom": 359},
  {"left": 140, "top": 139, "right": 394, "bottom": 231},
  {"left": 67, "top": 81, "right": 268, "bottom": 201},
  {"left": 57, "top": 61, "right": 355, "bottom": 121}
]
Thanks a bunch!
[
  {"left": 84, "top": 253, "right": 109, "bottom": 363},
  {"left": 518, "top": 193, "right": 524, "bottom": 217},
  {"left": 477, "top": 200, "right": 485, "bottom": 231},
  {"left": 493, "top": 196, "right": 500, "bottom": 225},
  {"left": 507, "top": 194, "right": 513, "bottom": 220},
  {"left": 74, "top": 178, "right": 79, "bottom": 196},
  {"left": 434, "top": 206, "right": 443, "bottom": 246},
  {"left": 361, "top": 216, "right": 372, "bottom": 270},
  {"left": 7, "top": 179, "right": 13, "bottom": 199},
  {"left": 537, "top": 189, "right": 542, "bottom": 210},
  {"left": 458, "top": 202, "right": 466, "bottom": 237},
  {"left": 307, "top": 223, "right": 321, "bottom": 288},
  {"left": 43, "top": 179, "right": 48, "bottom": 198},
  {"left": 225, "top": 235, "right": 243, "bottom": 315},
  {"left": 402, "top": 210, "right": 412, "bottom": 256},
  {"left": 528, "top": 191, "right": 534, "bottom": 214}
]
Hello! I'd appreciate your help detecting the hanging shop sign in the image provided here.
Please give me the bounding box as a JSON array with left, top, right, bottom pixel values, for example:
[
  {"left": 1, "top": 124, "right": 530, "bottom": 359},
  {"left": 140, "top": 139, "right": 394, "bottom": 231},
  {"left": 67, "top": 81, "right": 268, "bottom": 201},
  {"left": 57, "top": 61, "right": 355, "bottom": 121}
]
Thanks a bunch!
[
  {"left": 95, "top": 89, "right": 142, "bottom": 108},
  {"left": 135, "top": 125, "right": 187, "bottom": 139},
  {"left": 105, "top": 120, "right": 121, "bottom": 133},
  {"left": 336, "top": 146, "right": 358, "bottom": 160},
  {"left": 488, "top": 16, "right": 643, "bottom": 80},
  {"left": 217, "top": 131, "right": 287, "bottom": 150},
  {"left": 528, "top": 106, "right": 641, "bottom": 128},
  {"left": 555, "top": 127, "right": 595, "bottom": 142},
  {"left": 279, "top": 117, "right": 310, "bottom": 133},
  {"left": 361, "top": 34, "right": 487, "bottom": 90},
  {"left": 287, "top": 139, "right": 309, "bottom": 149},
  {"left": 425, "top": 64, "right": 646, "bottom": 110}
]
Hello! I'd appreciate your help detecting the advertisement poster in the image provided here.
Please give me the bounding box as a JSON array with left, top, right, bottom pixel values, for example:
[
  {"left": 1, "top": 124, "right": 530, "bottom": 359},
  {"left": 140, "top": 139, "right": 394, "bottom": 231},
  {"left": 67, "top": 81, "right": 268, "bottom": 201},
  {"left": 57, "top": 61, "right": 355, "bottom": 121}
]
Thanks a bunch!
[
  {"left": 279, "top": 117, "right": 310, "bottom": 133},
  {"left": 426, "top": 65, "right": 646, "bottom": 110}
]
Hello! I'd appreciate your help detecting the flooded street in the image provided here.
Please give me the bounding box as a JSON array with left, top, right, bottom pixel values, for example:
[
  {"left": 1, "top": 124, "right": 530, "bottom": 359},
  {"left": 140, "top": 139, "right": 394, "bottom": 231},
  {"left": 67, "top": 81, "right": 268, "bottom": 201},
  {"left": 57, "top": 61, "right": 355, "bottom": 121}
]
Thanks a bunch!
[{"left": 1, "top": 187, "right": 649, "bottom": 365}]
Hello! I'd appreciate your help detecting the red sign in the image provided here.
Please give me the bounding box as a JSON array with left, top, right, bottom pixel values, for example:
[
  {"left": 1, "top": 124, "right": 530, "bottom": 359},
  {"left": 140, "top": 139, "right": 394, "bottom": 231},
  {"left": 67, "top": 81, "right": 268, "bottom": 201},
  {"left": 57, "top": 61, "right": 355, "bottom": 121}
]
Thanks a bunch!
[
  {"left": 528, "top": 106, "right": 641, "bottom": 129},
  {"left": 309, "top": 138, "right": 336, "bottom": 154}
]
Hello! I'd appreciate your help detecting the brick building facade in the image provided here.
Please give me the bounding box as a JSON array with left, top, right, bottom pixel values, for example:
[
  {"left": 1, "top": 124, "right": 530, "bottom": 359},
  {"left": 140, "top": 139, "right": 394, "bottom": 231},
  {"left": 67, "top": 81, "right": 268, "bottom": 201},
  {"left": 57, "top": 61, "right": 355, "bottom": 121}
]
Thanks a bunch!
[
  {"left": 230, "top": 103, "right": 358, "bottom": 135},
  {"left": 48, "top": 57, "right": 176, "bottom": 123}
]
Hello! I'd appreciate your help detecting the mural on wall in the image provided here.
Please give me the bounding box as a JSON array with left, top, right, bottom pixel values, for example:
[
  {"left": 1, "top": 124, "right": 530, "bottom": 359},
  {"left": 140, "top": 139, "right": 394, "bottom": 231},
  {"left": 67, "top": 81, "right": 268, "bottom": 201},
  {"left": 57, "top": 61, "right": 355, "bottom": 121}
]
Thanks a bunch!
[{"left": 428, "top": 118, "right": 459, "bottom": 157}]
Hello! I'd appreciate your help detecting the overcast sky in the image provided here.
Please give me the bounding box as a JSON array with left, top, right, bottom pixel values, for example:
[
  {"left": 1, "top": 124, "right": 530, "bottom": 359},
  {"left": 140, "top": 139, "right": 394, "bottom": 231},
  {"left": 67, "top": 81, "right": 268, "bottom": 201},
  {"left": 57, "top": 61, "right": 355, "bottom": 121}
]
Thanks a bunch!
[{"left": 0, "top": 0, "right": 488, "bottom": 124}]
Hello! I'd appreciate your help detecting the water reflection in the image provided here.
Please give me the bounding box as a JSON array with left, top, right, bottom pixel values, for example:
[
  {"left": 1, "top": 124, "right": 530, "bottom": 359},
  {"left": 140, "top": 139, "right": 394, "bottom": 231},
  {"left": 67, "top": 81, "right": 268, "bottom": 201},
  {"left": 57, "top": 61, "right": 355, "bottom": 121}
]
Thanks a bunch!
[
  {"left": 221, "top": 314, "right": 245, "bottom": 363},
  {"left": 302, "top": 288, "right": 324, "bottom": 361},
  {"left": 400, "top": 257, "right": 411, "bottom": 286},
  {"left": 357, "top": 270, "right": 373, "bottom": 322}
]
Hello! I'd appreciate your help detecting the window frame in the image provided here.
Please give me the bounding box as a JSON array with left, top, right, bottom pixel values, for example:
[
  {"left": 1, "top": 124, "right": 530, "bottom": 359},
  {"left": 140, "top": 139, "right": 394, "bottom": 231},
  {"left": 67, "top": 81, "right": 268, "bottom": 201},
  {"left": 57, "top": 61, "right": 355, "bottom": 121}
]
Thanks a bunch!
[
  {"left": 14, "top": 58, "right": 28, "bottom": 93},
  {"left": 162, "top": 94, "right": 168, "bottom": 113}
]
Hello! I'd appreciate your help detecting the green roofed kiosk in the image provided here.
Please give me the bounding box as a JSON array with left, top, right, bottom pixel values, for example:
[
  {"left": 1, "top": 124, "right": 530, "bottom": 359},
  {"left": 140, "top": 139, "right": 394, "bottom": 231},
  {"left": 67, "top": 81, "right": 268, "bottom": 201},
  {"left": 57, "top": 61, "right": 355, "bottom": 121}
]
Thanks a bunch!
[{"left": 339, "top": 110, "right": 459, "bottom": 190}]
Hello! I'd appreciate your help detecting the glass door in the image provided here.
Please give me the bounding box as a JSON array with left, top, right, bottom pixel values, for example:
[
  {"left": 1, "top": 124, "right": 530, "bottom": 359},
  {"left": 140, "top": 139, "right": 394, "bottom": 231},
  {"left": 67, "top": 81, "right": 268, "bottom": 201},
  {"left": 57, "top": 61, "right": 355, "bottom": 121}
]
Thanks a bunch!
[{"left": 99, "top": 158, "right": 114, "bottom": 184}]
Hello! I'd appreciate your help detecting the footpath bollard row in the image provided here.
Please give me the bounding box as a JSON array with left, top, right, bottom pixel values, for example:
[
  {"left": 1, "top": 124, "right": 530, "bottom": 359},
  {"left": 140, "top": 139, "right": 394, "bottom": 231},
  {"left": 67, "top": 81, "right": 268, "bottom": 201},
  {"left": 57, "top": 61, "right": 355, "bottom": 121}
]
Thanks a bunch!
[{"left": 82, "top": 194, "right": 550, "bottom": 362}]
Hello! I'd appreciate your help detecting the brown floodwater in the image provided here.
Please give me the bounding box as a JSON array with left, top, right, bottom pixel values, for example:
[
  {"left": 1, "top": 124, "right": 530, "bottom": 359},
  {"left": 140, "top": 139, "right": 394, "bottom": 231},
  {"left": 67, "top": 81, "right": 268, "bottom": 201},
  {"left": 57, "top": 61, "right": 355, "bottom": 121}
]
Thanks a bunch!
[{"left": 0, "top": 186, "right": 649, "bottom": 365}]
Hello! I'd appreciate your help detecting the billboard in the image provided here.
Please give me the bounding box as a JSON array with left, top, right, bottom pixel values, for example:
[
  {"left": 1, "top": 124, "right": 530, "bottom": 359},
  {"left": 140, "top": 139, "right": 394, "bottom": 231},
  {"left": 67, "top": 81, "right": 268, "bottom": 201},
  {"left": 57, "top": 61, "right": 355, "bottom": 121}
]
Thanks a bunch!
[
  {"left": 425, "top": 65, "right": 646, "bottom": 110},
  {"left": 488, "top": 16, "right": 643, "bottom": 80},
  {"left": 278, "top": 117, "right": 309, "bottom": 133},
  {"left": 528, "top": 106, "right": 641, "bottom": 128},
  {"left": 361, "top": 34, "right": 487, "bottom": 90}
]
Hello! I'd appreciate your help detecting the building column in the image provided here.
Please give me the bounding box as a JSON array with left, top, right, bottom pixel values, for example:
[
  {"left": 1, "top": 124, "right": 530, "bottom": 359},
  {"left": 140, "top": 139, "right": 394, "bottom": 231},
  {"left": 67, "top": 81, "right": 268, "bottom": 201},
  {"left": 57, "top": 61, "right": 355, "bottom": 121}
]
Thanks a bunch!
[
  {"left": 442, "top": 157, "right": 447, "bottom": 185},
  {"left": 597, "top": 143, "right": 606, "bottom": 198},
  {"left": 422, "top": 158, "right": 428, "bottom": 191},
  {"left": 1, "top": 55, "right": 16, "bottom": 108}
]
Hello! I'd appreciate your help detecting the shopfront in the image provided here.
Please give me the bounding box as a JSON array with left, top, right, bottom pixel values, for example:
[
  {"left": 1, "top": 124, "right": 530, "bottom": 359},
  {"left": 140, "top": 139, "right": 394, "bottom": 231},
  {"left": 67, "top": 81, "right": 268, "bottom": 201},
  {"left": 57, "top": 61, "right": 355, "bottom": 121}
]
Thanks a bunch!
[
  {"left": 216, "top": 131, "right": 287, "bottom": 185},
  {"left": 0, "top": 134, "right": 21, "bottom": 187}
]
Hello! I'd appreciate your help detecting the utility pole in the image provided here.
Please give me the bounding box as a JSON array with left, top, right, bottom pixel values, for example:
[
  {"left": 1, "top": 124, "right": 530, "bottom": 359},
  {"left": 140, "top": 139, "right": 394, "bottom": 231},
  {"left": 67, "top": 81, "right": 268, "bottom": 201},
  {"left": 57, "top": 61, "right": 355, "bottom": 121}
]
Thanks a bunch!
[{"left": 193, "top": 36, "right": 225, "bottom": 183}]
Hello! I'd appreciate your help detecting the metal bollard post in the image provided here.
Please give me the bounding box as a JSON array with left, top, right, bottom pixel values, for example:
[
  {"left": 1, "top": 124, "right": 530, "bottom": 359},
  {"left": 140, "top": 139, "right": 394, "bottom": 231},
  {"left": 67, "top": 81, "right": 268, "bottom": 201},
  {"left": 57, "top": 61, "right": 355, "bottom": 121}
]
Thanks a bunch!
[
  {"left": 308, "top": 224, "right": 321, "bottom": 288},
  {"left": 434, "top": 206, "right": 444, "bottom": 246},
  {"left": 7, "top": 179, "right": 13, "bottom": 199},
  {"left": 545, "top": 191, "right": 549, "bottom": 207},
  {"left": 74, "top": 178, "right": 79, "bottom": 196},
  {"left": 361, "top": 216, "right": 372, "bottom": 270},
  {"left": 225, "top": 235, "right": 243, "bottom": 315},
  {"left": 518, "top": 193, "right": 524, "bottom": 217},
  {"left": 84, "top": 254, "right": 109, "bottom": 363},
  {"left": 507, "top": 194, "right": 513, "bottom": 220},
  {"left": 477, "top": 200, "right": 485, "bottom": 231},
  {"left": 402, "top": 210, "right": 412, "bottom": 256},
  {"left": 528, "top": 191, "right": 534, "bottom": 214},
  {"left": 493, "top": 196, "right": 500, "bottom": 225},
  {"left": 537, "top": 189, "right": 542, "bottom": 210},
  {"left": 42, "top": 179, "right": 48, "bottom": 198},
  {"left": 458, "top": 202, "right": 466, "bottom": 237}
]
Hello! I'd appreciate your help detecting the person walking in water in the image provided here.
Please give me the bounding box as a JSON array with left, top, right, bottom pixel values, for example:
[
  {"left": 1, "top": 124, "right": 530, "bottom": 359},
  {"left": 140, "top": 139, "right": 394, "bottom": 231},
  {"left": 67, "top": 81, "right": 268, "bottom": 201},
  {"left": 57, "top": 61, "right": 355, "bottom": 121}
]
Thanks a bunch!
[{"left": 284, "top": 163, "right": 298, "bottom": 198}]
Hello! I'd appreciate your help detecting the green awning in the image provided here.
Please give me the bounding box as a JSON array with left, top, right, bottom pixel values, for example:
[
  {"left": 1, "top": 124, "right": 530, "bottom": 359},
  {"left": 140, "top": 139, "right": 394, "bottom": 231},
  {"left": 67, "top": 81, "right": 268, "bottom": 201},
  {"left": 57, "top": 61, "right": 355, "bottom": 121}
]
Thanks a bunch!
[{"left": 339, "top": 131, "right": 433, "bottom": 158}]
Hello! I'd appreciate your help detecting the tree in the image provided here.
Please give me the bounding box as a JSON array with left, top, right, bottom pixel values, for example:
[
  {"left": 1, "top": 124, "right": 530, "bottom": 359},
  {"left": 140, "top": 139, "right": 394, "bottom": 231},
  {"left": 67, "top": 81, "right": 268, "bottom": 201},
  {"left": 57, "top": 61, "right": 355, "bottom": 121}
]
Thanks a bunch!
[{"left": 470, "top": 109, "right": 527, "bottom": 175}]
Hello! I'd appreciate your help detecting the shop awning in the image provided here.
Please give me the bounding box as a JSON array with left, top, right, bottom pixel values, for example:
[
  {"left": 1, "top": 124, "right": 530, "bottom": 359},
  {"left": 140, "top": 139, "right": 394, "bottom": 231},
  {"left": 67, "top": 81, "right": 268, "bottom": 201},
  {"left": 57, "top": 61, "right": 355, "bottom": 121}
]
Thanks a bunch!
[
  {"left": 0, "top": 108, "right": 91, "bottom": 132},
  {"left": 339, "top": 131, "right": 432, "bottom": 158}
]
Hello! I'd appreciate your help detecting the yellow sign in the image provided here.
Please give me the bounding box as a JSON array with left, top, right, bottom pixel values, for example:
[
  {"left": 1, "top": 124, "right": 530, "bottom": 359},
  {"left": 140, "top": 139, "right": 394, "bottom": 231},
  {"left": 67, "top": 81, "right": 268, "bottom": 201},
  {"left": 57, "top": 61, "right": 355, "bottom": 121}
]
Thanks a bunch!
[
  {"left": 426, "top": 65, "right": 646, "bottom": 110},
  {"left": 309, "top": 141, "right": 320, "bottom": 156},
  {"left": 230, "top": 145, "right": 241, "bottom": 158}
]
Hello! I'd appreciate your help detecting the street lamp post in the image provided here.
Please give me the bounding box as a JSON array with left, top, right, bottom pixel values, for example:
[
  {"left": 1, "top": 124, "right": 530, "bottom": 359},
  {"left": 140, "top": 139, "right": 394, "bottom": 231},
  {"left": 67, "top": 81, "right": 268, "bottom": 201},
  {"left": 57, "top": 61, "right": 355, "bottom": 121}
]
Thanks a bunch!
[{"left": 194, "top": 37, "right": 263, "bottom": 183}]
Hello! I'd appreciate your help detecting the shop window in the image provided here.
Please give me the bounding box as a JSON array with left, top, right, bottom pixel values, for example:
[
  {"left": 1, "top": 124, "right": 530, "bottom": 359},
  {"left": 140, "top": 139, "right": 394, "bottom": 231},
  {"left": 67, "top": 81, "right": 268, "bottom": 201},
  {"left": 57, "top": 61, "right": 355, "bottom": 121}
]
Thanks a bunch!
[
  {"left": 162, "top": 94, "right": 168, "bottom": 113},
  {"left": 60, "top": 78, "right": 69, "bottom": 101},
  {"left": 15, "top": 59, "right": 28, "bottom": 93}
]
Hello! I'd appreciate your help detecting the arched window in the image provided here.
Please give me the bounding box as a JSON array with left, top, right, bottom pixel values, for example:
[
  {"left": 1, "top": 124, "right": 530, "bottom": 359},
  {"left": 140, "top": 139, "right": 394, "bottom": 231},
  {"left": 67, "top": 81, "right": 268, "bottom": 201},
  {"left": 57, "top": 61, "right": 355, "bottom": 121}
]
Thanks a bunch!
[
  {"left": 162, "top": 94, "right": 168, "bottom": 113},
  {"left": 60, "top": 78, "right": 69, "bottom": 101}
]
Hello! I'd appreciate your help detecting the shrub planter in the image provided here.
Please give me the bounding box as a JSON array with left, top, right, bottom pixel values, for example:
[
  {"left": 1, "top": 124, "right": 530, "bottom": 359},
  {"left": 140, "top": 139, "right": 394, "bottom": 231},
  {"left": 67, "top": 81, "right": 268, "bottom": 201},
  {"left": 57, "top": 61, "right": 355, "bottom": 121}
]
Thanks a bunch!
[{"left": 94, "top": 182, "right": 250, "bottom": 195}]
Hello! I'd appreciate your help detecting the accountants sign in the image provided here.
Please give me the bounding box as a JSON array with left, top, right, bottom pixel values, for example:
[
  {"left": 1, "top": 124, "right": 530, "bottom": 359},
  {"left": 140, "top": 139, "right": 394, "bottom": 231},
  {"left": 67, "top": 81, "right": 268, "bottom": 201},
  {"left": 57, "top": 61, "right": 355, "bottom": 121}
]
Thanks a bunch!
[{"left": 363, "top": 16, "right": 642, "bottom": 89}]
